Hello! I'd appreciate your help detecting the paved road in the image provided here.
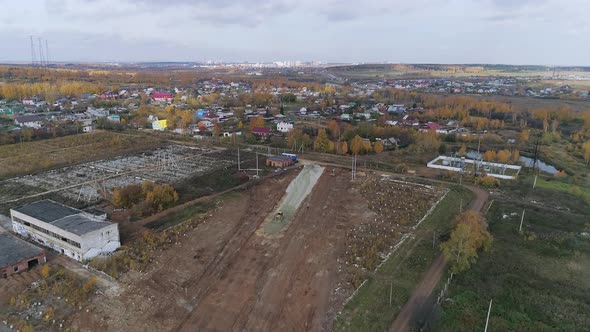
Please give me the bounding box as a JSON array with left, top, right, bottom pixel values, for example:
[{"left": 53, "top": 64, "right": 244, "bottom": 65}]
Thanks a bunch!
[{"left": 389, "top": 185, "right": 488, "bottom": 332}]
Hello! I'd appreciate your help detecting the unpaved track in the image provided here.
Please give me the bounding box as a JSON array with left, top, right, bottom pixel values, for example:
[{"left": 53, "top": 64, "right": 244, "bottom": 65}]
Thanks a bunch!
[{"left": 389, "top": 185, "right": 488, "bottom": 332}]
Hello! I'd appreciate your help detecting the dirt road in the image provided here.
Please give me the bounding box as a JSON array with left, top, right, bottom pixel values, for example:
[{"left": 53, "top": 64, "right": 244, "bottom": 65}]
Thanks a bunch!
[{"left": 389, "top": 185, "right": 488, "bottom": 332}]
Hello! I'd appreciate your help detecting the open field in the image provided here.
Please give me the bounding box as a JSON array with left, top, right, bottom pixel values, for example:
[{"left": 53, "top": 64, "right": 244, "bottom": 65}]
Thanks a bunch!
[
  {"left": 0, "top": 131, "right": 164, "bottom": 180},
  {"left": 434, "top": 197, "right": 590, "bottom": 331},
  {"left": 59, "top": 167, "right": 445, "bottom": 331}
]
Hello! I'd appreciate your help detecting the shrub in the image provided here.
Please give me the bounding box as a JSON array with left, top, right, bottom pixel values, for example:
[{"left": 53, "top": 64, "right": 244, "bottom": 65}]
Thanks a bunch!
[{"left": 477, "top": 176, "right": 500, "bottom": 188}]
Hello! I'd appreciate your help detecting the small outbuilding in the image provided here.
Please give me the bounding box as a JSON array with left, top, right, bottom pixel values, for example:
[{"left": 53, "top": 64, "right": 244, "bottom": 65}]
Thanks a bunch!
[
  {"left": 0, "top": 233, "right": 46, "bottom": 279},
  {"left": 266, "top": 155, "right": 294, "bottom": 168}
]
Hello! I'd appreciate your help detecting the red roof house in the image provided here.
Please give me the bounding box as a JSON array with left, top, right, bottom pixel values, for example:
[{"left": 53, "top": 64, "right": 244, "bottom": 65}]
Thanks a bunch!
[
  {"left": 152, "top": 93, "right": 173, "bottom": 102},
  {"left": 252, "top": 127, "right": 271, "bottom": 137}
]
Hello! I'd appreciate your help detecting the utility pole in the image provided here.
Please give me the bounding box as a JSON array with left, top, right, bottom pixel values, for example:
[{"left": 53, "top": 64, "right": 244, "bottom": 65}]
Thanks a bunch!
[
  {"left": 433, "top": 231, "right": 436, "bottom": 249},
  {"left": 237, "top": 148, "right": 241, "bottom": 171},
  {"left": 389, "top": 282, "right": 393, "bottom": 306},
  {"left": 256, "top": 152, "right": 259, "bottom": 177},
  {"left": 519, "top": 209, "right": 525, "bottom": 233},
  {"left": 484, "top": 299, "right": 493, "bottom": 332}
]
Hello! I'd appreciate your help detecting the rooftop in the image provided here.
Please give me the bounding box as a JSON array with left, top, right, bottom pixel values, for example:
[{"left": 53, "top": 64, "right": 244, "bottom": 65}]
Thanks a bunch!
[
  {"left": 12, "top": 200, "right": 115, "bottom": 236},
  {"left": 0, "top": 233, "right": 45, "bottom": 268}
]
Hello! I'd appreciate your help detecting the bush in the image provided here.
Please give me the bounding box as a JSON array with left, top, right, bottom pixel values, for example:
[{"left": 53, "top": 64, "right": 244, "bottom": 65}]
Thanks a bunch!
[{"left": 477, "top": 176, "right": 500, "bottom": 188}]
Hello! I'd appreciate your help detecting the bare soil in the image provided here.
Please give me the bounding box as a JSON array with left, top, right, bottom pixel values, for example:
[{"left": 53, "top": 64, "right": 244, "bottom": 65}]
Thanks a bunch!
[{"left": 69, "top": 168, "right": 376, "bottom": 332}]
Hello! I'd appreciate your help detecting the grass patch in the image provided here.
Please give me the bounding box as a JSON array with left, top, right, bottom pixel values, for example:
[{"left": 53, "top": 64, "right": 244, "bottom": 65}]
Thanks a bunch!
[
  {"left": 434, "top": 200, "right": 590, "bottom": 331},
  {"left": 535, "top": 178, "right": 590, "bottom": 202},
  {"left": 175, "top": 167, "right": 248, "bottom": 202},
  {"left": 334, "top": 185, "right": 474, "bottom": 332},
  {"left": 145, "top": 201, "right": 215, "bottom": 231}
]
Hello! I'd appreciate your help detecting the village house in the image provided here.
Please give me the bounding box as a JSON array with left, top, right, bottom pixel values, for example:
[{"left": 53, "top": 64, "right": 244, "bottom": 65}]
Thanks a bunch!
[
  {"left": 152, "top": 92, "right": 173, "bottom": 103},
  {"left": 252, "top": 127, "right": 271, "bottom": 138},
  {"left": 15, "top": 114, "right": 45, "bottom": 129},
  {"left": 276, "top": 121, "right": 294, "bottom": 133}
]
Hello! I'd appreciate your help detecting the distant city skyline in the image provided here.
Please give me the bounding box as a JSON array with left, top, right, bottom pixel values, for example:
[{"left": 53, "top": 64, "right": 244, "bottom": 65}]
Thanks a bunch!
[{"left": 0, "top": 0, "right": 589, "bottom": 66}]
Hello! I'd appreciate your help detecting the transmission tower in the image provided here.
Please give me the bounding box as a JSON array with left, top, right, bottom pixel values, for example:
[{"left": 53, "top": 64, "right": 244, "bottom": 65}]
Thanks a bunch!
[
  {"left": 45, "top": 39, "right": 50, "bottom": 65},
  {"left": 30, "top": 35, "right": 37, "bottom": 67},
  {"left": 38, "top": 37, "right": 45, "bottom": 67}
]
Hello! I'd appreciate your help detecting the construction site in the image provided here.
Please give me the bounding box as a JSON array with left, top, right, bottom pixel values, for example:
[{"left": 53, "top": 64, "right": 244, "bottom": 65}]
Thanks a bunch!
[{"left": 60, "top": 164, "right": 446, "bottom": 332}]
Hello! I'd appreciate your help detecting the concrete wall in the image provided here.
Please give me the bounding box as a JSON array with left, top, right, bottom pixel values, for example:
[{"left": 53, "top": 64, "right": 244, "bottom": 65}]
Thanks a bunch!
[{"left": 80, "top": 223, "right": 121, "bottom": 260}]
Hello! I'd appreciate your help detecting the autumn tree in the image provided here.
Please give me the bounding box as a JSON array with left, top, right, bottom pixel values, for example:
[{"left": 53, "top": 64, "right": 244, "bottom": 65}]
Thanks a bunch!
[
  {"left": 413, "top": 131, "right": 441, "bottom": 152},
  {"left": 327, "top": 120, "right": 341, "bottom": 140},
  {"left": 440, "top": 211, "right": 493, "bottom": 274},
  {"left": 165, "top": 106, "right": 177, "bottom": 129},
  {"left": 374, "top": 140, "right": 384, "bottom": 154},
  {"left": 497, "top": 149, "right": 511, "bottom": 163},
  {"left": 583, "top": 140, "right": 590, "bottom": 165},
  {"left": 458, "top": 144, "right": 467, "bottom": 157},
  {"left": 180, "top": 110, "right": 193, "bottom": 129},
  {"left": 287, "top": 128, "right": 303, "bottom": 148},
  {"left": 145, "top": 183, "right": 179, "bottom": 212},
  {"left": 249, "top": 115, "right": 264, "bottom": 131},
  {"left": 511, "top": 149, "right": 520, "bottom": 163},
  {"left": 483, "top": 150, "right": 497, "bottom": 162},
  {"left": 339, "top": 141, "right": 348, "bottom": 155},
  {"left": 360, "top": 140, "right": 371, "bottom": 153},
  {"left": 350, "top": 135, "right": 364, "bottom": 155},
  {"left": 520, "top": 129, "right": 530, "bottom": 145},
  {"left": 314, "top": 129, "right": 333, "bottom": 153}
]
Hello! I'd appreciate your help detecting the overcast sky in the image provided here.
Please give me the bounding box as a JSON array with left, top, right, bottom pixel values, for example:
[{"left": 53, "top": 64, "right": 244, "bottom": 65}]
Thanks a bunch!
[{"left": 1, "top": 0, "right": 588, "bottom": 65}]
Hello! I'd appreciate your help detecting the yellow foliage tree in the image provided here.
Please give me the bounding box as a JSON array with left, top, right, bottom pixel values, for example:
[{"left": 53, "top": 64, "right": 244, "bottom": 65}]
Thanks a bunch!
[
  {"left": 440, "top": 211, "right": 493, "bottom": 274},
  {"left": 339, "top": 141, "right": 348, "bottom": 155},
  {"left": 497, "top": 149, "right": 511, "bottom": 163},
  {"left": 314, "top": 129, "right": 332, "bottom": 153},
  {"left": 483, "top": 150, "right": 497, "bottom": 161},
  {"left": 458, "top": 144, "right": 467, "bottom": 157},
  {"left": 350, "top": 135, "right": 364, "bottom": 155},
  {"left": 249, "top": 115, "right": 265, "bottom": 131},
  {"left": 40, "top": 265, "right": 51, "bottom": 278},
  {"left": 374, "top": 140, "right": 384, "bottom": 154},
  {"left": 583, "top": 140, "right": 590, "bottom": 165}
]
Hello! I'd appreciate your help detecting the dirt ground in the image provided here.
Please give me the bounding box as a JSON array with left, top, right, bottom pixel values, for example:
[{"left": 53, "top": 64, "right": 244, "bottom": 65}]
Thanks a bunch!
[{"left": 70, "top": 167, "right": 377, "bottom": 332}]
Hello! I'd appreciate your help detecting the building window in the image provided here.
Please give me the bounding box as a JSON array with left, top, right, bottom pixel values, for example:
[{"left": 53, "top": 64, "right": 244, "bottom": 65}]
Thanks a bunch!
[{"left": 13, "top": 266, "right": 18, "bottom": 272}]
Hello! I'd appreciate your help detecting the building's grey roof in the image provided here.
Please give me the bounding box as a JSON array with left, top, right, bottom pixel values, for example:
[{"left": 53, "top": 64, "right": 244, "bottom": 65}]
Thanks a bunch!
[
  {"left": 51, "top": 214, "right": 112, "bottom": 236},
  {"left": 12, "top": 200, "right": 115, "bottom": 236},
  {"left": 13, "top": 200, "right": 79, "bottom": 223},
  {"left": 0, "top": 233, "right": 45, "bottom": 268}
]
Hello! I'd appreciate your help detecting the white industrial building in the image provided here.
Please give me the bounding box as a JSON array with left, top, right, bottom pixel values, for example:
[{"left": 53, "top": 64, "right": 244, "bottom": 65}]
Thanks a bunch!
[{"left": 10, "top": 200, "right": 120, "bottom": 261}]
